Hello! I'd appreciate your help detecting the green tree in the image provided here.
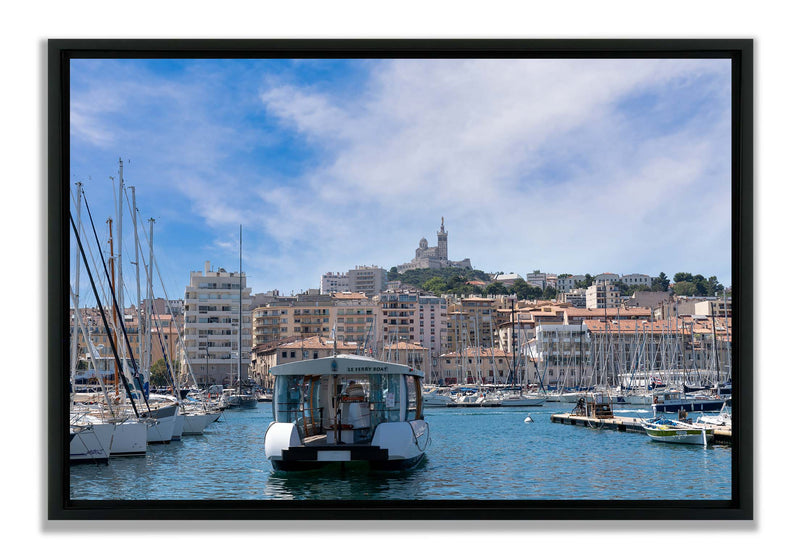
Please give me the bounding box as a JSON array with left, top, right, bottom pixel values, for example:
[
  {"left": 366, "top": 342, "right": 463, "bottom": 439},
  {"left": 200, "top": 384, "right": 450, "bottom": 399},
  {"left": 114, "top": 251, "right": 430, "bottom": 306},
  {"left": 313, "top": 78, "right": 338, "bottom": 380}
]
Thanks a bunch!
[
  {"left": 672, "top": 281, "right": 696, "bottom": 296},
  {"left": 485, "top": 282, "right": 508, "bottom": 296},
  {"left": 150, "top": 358, "right": 173, "bottom": 387},
  {"left": 422, "top": 276, "right": 447, "bottom": 295},
  {"left": 656, "top": 272, "right": 670, "bottom": 292},
  {"left": 542, "top": 286, "right": 557, "bottom": 299},
  {"left": 673, "top": 272, "right": 693, "bottom": 283}
]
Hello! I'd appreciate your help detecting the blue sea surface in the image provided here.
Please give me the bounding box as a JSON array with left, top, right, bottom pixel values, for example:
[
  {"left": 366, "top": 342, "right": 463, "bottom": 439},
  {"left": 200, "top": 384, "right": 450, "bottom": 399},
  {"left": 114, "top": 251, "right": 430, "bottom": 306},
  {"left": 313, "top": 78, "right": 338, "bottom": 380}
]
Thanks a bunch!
[{"left": 69, "top": 403, "right": 731, "bottom": 500}]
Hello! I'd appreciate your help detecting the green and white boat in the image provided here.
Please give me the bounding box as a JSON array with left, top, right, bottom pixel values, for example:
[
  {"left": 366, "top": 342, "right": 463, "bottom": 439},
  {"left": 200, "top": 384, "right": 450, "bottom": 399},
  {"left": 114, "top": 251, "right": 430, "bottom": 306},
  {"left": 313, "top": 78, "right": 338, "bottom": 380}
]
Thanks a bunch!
[{"left": 642, "top": 418, "right": 713, "bottom": 446}]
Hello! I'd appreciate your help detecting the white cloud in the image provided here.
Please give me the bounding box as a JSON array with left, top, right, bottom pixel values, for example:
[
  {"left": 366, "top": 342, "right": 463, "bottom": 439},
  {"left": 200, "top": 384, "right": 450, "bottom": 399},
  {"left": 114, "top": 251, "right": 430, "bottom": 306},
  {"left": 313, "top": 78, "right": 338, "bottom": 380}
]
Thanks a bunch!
[{"left": 256, "top": 58, "right": 732, "bottom": 287}]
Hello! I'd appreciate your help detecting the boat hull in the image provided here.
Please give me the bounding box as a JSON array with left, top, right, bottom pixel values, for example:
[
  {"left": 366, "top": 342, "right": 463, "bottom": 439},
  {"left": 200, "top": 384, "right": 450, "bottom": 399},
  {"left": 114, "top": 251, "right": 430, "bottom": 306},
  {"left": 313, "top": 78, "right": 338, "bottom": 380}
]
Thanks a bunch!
[
  {"left": 265, "top": 420, "right": 429, "bottom": 472},
  {"left": 70, "top": 423, "right": 114, "bottom": 464},
  {"left": 653, "top": 398, "right": 729, "bottom": 413},
  {"left": 110, "top": 420, "right": 148, "bottom": 456},
  {"left": 182, "top": 411, "right": 221, "bottom": 434},
  {"left": 643, "top": 420, "right": 713, "bottom": 446}
]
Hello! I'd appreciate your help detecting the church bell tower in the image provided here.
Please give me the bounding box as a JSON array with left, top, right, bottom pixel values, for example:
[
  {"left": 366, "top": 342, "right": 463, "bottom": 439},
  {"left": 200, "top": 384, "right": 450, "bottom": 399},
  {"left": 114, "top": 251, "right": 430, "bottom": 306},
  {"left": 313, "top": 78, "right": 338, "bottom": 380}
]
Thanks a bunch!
[{"left": 437, "top": 217, "right": 448, "bottom": 261}]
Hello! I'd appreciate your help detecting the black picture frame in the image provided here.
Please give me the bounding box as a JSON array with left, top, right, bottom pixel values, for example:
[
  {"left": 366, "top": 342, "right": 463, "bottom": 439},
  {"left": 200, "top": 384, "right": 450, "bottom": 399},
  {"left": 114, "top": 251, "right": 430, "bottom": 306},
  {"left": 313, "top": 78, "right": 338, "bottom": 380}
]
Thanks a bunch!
[{"left": 48, "top": 38, "right": 753, "bottom": 520}]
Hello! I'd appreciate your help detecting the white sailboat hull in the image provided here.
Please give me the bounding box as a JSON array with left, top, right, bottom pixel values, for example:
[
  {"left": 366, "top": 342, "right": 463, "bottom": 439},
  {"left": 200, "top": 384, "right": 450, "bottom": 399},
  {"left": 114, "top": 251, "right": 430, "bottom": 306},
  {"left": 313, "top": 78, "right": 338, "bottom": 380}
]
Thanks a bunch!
[
  {"left": 70, "top": 423, "right": 114, "bottom": 463},
  {"left": 110, "top": 420, "right": 148, "bottom": 456},
  {"left": 182, "top": 411, "right": 220, "bottom": 435}
]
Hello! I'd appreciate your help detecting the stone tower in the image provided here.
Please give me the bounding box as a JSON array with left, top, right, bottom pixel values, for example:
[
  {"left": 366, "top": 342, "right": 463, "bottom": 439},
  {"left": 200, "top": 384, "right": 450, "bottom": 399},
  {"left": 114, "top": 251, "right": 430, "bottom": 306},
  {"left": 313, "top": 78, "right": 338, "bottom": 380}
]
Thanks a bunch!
[{"left": 437, "top": 217, "right": 448, "bottom": 262}]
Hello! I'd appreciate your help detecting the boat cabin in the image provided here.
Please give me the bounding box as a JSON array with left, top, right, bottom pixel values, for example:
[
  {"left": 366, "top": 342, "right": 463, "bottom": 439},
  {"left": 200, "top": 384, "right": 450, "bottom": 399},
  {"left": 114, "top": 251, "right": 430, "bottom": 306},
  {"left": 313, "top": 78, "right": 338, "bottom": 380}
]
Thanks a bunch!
[{"left": 265, "top": 354, "right": 429, "bottom": 471}]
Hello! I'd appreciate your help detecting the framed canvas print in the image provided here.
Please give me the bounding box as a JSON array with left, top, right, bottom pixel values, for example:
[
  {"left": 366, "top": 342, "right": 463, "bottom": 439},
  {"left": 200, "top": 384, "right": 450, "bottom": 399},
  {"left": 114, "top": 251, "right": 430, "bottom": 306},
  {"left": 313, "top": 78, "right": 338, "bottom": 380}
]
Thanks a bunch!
[{"left": 48, "top": 39, "right": 753, "bottom": 520}]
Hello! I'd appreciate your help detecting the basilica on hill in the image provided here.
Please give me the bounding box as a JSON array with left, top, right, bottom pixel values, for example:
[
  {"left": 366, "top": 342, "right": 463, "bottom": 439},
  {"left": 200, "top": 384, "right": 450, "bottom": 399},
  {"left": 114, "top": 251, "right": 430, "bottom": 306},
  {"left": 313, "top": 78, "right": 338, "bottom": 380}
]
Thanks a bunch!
[{"left": 396, "top": 218, "right": 472, "bottom": 274}]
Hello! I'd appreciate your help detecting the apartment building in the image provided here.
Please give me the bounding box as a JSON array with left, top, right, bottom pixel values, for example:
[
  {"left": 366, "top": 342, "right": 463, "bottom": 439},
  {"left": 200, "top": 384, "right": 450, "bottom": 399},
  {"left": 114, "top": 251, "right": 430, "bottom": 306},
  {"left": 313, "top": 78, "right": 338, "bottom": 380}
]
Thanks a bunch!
[
  {"left": 557, "top": 288, "right": 587, "bottom": 308},
  {"left": 419, "top": 295, "right": 448, "bottom": 356},
  {"left": 181, "top": 261, "right": 252, "bottom": 386},
  {"left": 528, "top": 323, "right": 590, "bottom": 389},
  {"left": 556, "top": 275, "right": 582, "bottom": 292},
  {"left": 320, "top": 272, "right": 349, "bottom": 294},
  {"left": 620, "top": 273, "right": 654, "bottom": 288},
  {"left": 444, "top": 296, "right": 498, "bottom": 352},
  {"left": 251, "top": 292, "right": 378, "bottom": 349},
  {"left": 586, "top": 281, "right": 621, "bottom": 309},
  {"left": 379, "top": 291, "right": 421, "bottom": 346},
  {"left": 437, "top": 347, "right": 513, "bottom": 385}
]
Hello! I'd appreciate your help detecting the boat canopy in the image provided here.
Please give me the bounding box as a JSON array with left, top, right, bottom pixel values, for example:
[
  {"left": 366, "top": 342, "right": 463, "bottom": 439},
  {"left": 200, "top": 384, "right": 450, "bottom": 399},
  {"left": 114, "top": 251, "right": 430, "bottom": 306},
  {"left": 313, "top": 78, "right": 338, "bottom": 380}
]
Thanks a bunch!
[{"left": 269, "top": 354, "right": 424, "bottom": 378}]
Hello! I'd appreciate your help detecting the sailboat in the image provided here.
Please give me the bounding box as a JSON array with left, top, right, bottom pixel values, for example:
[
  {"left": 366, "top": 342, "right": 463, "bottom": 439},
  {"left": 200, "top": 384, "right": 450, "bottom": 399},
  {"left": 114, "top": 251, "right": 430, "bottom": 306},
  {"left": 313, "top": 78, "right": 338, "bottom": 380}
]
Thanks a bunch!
[{"left": 226, "top": 225, "right": 257, "bottom": 409}]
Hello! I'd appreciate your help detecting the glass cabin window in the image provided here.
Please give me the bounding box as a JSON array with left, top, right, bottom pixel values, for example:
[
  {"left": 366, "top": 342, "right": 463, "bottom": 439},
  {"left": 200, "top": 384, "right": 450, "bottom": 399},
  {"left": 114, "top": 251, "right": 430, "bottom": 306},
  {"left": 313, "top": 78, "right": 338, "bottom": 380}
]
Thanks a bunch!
[
  {"left": 274, "top": 375, "right": 304, "bottom": 429},
  {"left": 368, "top": 374, "right": 404, "bottom": 425}
]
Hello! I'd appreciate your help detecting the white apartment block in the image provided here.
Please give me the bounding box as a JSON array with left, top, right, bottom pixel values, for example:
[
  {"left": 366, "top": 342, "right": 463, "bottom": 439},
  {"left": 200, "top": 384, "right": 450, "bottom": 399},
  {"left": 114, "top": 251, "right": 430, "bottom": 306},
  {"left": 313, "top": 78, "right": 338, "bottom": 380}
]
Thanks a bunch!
[
  {"left": 528, "top": 324, "right": 590, "bottom": 389},
  {"left": 319, "top": 266, "right": 387, "bottom": 297},
  {"left": 620, "top": 273, "right": 654, "bottom": 288},
  {"left": 320, "top": 272, "right": 349, "bottom": 294},
  {"left": 557, "top": 288, "right": 587, "bottom": 308},
  {"left": 346, "top": 265, "right": 388, "bottom": 297},
  {"left": 526, "top": 272, "right": 548, "bottom": 289},
  {"left": 586, "top": 282, "right": 621, "bottom": 309},
  {"left": 594, "top": 273, "right": 620, "bottom": 284},
  {"left": 556, "top": 275, "right": 582, "bottom": 292},
  {"left": 182, "top": 261, "right": 252, "bottom": 386}
]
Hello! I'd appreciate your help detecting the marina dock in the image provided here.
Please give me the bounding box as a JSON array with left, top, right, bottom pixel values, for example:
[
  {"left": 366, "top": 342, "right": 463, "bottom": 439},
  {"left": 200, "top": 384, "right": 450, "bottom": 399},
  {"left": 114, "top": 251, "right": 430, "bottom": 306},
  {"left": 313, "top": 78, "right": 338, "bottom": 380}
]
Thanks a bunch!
[{"left": 550, "top": 412, "right": 732, "bottom": 445}]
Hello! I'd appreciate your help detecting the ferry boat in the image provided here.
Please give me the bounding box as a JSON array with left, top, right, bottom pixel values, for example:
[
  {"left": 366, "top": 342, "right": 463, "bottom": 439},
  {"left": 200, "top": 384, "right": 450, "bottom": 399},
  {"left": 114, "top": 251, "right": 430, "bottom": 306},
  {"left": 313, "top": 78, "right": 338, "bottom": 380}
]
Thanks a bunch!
[{"left": 264, "top": 354, "right": 430, "bottom": 471}]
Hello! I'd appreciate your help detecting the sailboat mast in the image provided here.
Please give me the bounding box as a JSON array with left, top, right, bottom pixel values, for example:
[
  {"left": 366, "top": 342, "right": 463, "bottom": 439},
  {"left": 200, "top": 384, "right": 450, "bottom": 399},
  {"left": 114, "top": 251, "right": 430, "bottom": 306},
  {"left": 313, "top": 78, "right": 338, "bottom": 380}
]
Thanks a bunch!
[
  {"left": 71, "top": 182, "right": 83, "bottom": 386},
  {"left": 108, "top": 217, "right": 119, "bottom": 397},
  {"left": 130, "top": 184, "right": 144, "bottom": 378},
  {"left": 238, "top": 224, "right": 243, "bottom": 393},
  {"left": 145, "top": 218, "right": 155, "bottom": 394},
  {"left": 116, "top": 159, "right": 130, "bottom": 384}
]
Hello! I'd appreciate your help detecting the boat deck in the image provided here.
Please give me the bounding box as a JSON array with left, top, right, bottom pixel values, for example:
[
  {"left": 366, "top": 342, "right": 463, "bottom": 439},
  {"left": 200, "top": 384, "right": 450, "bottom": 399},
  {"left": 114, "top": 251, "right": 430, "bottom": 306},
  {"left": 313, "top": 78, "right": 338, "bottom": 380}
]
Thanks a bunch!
[{"left": 550, "top": 413, "right": 732, "bottom": 445}]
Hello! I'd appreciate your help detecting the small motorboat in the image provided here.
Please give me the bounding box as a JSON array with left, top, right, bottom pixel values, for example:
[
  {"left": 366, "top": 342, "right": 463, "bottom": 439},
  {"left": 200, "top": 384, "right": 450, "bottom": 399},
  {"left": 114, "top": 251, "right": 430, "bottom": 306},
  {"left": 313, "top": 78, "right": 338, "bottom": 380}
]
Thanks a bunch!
[{"left": 642, "top": 417, "right": 713, "bottom": 446}]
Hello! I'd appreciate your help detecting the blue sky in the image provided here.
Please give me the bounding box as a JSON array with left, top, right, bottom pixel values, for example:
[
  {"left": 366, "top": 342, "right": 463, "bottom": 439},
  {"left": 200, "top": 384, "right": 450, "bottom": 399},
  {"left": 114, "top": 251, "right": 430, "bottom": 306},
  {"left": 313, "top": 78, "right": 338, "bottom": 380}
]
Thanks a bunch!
[{"left": 69, "top": 57, "right": 732, "bottom": 302}]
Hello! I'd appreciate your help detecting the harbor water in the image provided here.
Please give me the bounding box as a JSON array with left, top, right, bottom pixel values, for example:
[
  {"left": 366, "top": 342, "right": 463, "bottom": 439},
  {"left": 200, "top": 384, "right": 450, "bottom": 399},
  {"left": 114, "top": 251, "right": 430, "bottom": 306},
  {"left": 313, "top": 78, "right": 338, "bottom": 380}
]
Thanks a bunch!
[{"left": 70, "top": 402, "right": 731, "bottom": 501}]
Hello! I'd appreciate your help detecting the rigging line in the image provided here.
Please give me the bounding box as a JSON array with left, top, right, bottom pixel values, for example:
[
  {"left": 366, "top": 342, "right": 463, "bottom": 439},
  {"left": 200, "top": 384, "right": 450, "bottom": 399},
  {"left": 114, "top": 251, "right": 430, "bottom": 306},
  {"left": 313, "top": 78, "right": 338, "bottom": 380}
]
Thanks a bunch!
[
  {"left": 70, "top": 212, "right": 140, "bottom": 418},
  {"left": 80, "top": 194, "right": 152, "bottom": 414},
  {"left": 72, "top": 204, "right": 112, "bottom": 307},
  {"left": 130, "top": 212, "right": 201, "bottom": 389}
]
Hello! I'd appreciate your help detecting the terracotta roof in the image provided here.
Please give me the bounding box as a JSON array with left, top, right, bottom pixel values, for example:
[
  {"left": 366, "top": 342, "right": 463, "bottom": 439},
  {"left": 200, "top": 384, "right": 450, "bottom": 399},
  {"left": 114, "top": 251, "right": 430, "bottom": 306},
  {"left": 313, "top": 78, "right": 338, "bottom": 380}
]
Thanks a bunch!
[{"left": 383, "top": 341, "right": 428, "bottom": 351}]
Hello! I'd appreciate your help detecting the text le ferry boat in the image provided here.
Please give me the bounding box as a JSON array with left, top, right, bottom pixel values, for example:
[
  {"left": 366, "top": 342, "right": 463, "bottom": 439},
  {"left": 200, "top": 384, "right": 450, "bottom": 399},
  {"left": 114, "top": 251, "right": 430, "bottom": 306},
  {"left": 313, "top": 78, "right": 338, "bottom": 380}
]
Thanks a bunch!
[{"left": 264, "top": 354, "right": 430, "bottom": 471}]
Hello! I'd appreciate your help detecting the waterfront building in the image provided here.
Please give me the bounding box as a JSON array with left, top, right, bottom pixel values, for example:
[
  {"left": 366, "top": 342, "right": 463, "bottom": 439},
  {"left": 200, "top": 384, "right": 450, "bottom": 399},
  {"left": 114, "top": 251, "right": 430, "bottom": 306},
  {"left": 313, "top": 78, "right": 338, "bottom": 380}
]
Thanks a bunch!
[
  {"left": 381, "top": 340, "right": 431, "bottom": 380},
  {"left": 330, "top": 292, "right": 379, "bottom": 348},
  {"left": 250, "top": 336, "right": 360, "bottom": 386},
  {"left": 251, "top": 291, "right": 378, "bottom": 349},
  {"left": 379, "top": 291, "right": 421, "bottom": 346},
  {"left": 419, "top": 295, "right": 447, "bottom": 355},
  {"left": 437, "top": 346, "right": 513, "bottom": 384},
  {"left": 495, "top": 304, "right": 567, "bottom": 352},
  {"left": 181, "top": 261, "right": 252, "bottom": 386},
  {"left": 527, "top": 324, "right": 590, "bottom": 389},
  {"left": 396, "top": 218, "right": 472, "bottom": 273},
  {"left": 444, "top": 296, "right": 499, "bottom": 352},
  {"left": 586, "top": 281, "right": 621, "bottom": 309}
]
